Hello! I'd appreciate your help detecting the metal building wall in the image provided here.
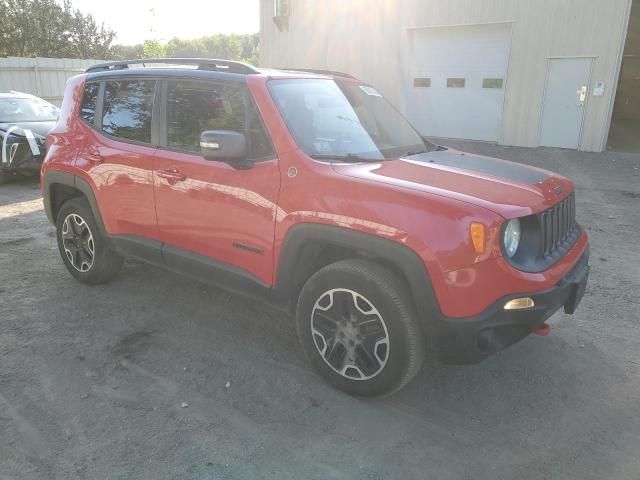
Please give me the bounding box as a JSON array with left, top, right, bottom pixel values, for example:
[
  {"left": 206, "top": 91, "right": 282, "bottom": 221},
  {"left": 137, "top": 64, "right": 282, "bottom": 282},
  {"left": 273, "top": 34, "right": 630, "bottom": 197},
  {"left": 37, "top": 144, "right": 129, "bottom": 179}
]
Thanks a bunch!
[
  {"left": 260, "top": 0, "right": 632, "bottom": 152},
  {"left": 0, "top": 57, "right": 106, "bottom": 106}
]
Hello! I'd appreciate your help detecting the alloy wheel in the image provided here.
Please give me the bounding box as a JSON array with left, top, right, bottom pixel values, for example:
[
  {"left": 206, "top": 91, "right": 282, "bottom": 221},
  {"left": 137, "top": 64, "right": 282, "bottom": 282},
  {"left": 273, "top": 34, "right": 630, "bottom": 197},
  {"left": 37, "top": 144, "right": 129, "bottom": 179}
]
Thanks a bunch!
[
  {"left": 61, "top": 213, "right": 95, "bottom": 272},
  {"left": 311, "top": 288, "right": 390, "bottom": 381}
]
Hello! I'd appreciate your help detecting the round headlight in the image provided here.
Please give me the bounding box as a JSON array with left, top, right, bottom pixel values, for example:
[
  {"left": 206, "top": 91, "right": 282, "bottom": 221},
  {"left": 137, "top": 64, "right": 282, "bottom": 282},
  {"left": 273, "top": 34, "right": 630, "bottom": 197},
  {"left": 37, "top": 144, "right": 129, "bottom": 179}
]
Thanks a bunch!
[{"left": 503, "top": 219, "right": 521, "bottom": 258}]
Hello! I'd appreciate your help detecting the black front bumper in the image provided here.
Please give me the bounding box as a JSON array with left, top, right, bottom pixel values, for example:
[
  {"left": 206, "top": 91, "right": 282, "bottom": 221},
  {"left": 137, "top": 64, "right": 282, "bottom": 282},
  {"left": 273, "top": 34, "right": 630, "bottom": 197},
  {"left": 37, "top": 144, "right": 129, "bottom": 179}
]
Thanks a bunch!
[
  {"left": 434, "top": 249, "right": 590, "bottom": 365},
  {"left": 0, "top": 139, "right": 45, "bottom": 176}
]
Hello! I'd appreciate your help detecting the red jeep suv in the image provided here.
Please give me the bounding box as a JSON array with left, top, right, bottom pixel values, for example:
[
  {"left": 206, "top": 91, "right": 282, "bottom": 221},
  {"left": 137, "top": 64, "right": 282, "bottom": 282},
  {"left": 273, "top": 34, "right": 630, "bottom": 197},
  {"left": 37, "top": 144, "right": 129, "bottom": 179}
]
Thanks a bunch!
[{"left": 41, "top": 59, "right": 590, "bottom": 397}]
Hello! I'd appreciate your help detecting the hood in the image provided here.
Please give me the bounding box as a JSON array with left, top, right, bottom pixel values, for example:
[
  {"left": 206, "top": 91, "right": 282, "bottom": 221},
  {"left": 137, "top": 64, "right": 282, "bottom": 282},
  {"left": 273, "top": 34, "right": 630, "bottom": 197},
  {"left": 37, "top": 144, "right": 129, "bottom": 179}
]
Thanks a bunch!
[
  {"left": 0, "top": 121, "right": 55, "bottom": 139},
  {"left": 332, "top": 148, "right": 574, "bottom": 218}
]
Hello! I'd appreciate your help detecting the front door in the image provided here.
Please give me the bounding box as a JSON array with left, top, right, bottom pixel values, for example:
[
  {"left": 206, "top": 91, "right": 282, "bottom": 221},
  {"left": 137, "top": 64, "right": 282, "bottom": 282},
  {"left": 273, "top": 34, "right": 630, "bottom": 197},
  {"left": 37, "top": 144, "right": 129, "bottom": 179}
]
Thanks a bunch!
[
  {"left": 540, "top": 57, "right": 593, "bottom": 149},
  {"left": 153, "top": 79, "right": 279, "bottom": 285}
]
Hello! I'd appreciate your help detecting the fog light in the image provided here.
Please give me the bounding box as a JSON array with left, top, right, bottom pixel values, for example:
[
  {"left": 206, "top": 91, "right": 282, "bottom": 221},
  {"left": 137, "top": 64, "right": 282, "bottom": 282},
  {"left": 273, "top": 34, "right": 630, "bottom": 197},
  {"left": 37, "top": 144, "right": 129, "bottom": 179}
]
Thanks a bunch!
[{"left": 504, "top": 297, "right": 535, "bottom": 310}]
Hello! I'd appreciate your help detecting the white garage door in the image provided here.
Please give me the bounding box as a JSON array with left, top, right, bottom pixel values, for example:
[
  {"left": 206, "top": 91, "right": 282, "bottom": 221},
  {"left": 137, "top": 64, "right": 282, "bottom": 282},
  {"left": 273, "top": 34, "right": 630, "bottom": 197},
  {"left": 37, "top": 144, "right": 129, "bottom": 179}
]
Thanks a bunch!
[{"left": 406, "top": 23, "right": 511, "bottom": 142}]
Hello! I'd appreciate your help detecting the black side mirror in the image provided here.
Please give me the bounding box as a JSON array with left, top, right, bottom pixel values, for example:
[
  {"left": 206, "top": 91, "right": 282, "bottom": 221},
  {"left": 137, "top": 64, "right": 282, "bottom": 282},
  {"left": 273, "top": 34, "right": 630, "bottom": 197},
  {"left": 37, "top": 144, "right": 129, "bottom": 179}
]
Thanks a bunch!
[{"left": 200, "top": 130, "right": 251, "bottom": 168}]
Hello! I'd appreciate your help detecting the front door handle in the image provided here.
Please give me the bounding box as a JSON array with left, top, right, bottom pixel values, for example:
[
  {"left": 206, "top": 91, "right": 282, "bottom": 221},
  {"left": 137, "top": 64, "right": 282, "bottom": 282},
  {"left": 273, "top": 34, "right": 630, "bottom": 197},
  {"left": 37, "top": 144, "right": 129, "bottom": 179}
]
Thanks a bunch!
[{"left": 157, "top": 168, "right": 187, "bottom": 183}]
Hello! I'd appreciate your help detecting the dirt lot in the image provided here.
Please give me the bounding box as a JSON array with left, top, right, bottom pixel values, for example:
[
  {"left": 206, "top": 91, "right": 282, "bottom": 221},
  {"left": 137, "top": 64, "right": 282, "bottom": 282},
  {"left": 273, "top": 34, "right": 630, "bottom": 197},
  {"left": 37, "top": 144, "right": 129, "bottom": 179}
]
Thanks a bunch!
[{"left": 1, "top": 141, "right": 639, "bottom": 480}]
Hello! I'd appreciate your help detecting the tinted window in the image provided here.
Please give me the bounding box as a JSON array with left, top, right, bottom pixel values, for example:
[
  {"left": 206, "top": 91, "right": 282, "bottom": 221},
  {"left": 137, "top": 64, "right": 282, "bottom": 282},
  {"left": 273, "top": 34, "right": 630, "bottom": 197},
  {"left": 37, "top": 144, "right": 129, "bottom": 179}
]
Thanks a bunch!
[
  {"left": 80, "top": 82, "right": 99, "bottom": 124},
  {"left": 167, "top": 81, "right": 273, "bottom": 159},
  {"left": 102, "top": 80, "right": 155, "bottom": 143}
]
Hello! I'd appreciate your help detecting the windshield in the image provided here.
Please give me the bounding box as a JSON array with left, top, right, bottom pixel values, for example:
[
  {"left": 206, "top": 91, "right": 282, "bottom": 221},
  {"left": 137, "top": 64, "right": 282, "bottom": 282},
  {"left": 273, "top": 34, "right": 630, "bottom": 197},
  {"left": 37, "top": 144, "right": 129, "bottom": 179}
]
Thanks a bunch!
[
  {"left": 268, "top": 79, "right": 431, "bottom": 160},
  {"left": 0, "top": 97, "right": 59, "bottom": 123}
]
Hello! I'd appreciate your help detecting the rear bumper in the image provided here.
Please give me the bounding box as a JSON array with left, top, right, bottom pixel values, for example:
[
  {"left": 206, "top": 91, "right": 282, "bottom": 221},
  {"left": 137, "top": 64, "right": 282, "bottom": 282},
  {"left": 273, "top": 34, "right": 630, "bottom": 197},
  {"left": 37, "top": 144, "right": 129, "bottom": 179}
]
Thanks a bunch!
[{"left": 434, "top": 248, "right": 590, "bottom": 364}]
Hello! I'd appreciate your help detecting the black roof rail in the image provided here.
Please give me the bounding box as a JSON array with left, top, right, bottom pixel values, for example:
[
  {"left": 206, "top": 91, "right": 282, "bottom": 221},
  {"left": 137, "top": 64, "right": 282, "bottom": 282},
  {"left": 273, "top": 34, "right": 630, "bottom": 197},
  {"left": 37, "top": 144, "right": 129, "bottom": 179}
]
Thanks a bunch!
[
  {"left": 85, "top": 58, "right": 260, "bottom": 74},
  {"left": 281, "top": 68, "right": 356, "bottom": 79}
]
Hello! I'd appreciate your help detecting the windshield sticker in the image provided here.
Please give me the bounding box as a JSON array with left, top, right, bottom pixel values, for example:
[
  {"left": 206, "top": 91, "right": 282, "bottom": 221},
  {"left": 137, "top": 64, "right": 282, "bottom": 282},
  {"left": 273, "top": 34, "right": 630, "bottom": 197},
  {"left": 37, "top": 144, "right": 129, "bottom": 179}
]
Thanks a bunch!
[
  {"left": 313, "top": 140, "right": 332, "bottom": 153},
  {"left": 359, "top": 85, "right": 382, "bottom": 97}
]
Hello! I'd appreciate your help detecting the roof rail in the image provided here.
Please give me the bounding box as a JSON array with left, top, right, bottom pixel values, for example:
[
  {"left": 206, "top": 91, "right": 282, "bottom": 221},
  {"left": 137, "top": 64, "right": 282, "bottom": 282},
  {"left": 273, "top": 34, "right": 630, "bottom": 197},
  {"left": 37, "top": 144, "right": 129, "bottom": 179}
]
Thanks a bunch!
[
  {"left": 85, "top": 58, "right": 260, "bottom": 74},
  {"left": 282, "top": 68, "right": 356, "bottom": 79}
]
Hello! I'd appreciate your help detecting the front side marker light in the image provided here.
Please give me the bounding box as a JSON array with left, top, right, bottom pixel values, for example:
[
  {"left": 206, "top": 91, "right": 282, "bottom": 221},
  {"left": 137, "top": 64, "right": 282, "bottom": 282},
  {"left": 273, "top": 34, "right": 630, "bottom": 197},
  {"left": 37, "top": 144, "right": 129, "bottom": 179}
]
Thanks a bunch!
[
  {"left": 504, "top": 297, "right": 535, "bottom": 310},
  {"left": 470, "top": 222, "right": 486, "bottom": 254}
]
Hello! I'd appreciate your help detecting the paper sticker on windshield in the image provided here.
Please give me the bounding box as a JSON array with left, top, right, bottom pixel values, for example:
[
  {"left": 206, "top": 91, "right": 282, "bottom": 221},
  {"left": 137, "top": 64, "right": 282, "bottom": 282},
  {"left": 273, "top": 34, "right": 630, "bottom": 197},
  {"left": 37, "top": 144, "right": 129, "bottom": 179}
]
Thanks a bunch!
[
  {"left": 313, "top": 141, "right": 332, "bottom": 153},
  {"left": 359, "top": 85, "right": 382, "bottom": 97}
]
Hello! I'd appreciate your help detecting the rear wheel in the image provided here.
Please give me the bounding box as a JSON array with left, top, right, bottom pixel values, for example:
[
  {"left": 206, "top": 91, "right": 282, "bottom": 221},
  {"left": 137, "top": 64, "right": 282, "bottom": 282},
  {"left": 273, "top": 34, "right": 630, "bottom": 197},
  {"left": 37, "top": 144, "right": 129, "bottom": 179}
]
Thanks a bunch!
[
  {"left": 296, "top": 259, "right": 425, "bottom": 397},
  {"left": 56, "top": 197, "right": 123, "bottom": 284}
]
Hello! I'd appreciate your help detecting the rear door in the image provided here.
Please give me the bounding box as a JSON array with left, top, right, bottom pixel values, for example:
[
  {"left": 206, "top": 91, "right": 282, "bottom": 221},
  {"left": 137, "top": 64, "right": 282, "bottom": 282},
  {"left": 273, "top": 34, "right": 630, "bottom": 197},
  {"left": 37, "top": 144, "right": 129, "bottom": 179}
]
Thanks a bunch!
[
  {"left": 153, "top": 78, "right": 279, "bottom": 285},
  {"left": 76, "top": 78, "right": 160, "bottom": 243}
]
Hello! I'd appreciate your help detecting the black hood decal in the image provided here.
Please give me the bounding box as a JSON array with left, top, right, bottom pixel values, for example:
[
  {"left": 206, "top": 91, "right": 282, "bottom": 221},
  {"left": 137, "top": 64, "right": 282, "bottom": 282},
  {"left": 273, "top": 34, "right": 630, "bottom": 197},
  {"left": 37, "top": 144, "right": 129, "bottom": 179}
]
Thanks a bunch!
[{"left": 404, "top": 150, "right": 550, "bottom": 185}]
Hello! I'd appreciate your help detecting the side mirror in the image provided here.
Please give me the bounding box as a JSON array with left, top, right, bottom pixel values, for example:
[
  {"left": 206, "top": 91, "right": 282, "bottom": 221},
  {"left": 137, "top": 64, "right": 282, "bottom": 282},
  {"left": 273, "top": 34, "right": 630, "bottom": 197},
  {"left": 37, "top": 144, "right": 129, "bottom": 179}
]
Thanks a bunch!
[{"left": 200, "top": 130, "right": 249, "bottom": 168}]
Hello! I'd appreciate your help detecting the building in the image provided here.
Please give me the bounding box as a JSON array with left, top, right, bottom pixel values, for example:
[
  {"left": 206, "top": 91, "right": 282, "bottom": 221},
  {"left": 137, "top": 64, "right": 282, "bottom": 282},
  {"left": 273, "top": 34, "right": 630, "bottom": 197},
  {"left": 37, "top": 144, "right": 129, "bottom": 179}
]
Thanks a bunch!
[{"left": 260, "top": 0, "right": 639, "bottom": 153}]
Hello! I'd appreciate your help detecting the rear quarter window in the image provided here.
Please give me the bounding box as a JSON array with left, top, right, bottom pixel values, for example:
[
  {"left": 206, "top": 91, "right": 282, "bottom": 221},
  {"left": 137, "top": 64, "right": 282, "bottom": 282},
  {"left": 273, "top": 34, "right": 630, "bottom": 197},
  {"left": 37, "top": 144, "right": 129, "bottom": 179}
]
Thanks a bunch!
[{"left": 80, "top": 82, "right": 99, "bottom": 124}]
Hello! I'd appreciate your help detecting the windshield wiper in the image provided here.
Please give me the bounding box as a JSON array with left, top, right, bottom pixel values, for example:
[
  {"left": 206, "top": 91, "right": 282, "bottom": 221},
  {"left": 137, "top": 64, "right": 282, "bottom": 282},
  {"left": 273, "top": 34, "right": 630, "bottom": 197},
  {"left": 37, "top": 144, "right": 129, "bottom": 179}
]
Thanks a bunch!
[
  {"left": 309, "top": 153, "right": 383, "bottom": 163},
  {"left": 401, "top": 149, "right": 428, "bottom": 157}
]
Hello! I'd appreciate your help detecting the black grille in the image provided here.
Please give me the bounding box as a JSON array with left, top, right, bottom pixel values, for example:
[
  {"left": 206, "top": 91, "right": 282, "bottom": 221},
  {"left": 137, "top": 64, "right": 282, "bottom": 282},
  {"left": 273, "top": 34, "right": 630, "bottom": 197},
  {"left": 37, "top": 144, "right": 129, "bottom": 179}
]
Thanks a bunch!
[{"left": 539, "top": 193, "right": 577, "bottom": 257}]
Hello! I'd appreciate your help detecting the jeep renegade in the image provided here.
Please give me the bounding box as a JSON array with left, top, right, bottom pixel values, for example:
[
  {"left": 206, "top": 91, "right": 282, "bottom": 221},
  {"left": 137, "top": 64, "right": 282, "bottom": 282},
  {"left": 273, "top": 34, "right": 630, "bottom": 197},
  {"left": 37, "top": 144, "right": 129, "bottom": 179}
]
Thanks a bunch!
[{"left": 41, "top": 59, "right": 590, "bottom": 397}]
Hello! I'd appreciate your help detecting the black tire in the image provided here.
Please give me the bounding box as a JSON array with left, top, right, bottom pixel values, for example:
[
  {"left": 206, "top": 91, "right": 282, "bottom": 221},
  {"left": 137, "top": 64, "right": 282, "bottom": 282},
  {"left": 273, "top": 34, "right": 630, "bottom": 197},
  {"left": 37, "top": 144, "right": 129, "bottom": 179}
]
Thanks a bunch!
[
  {"left": 296, "top": 259, "right": 425, "bottom": 397},
  {"left": 56, "top": 197, "right": 123, "bottom": 284}
]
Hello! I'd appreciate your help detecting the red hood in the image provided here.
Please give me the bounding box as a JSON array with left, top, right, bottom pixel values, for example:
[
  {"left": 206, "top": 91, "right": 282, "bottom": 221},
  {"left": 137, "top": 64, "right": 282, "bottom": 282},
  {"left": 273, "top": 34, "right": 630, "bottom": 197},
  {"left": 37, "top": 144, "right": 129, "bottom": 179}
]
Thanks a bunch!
[{"left": 331, "top": 148, "right": 574, "bottom": 218}]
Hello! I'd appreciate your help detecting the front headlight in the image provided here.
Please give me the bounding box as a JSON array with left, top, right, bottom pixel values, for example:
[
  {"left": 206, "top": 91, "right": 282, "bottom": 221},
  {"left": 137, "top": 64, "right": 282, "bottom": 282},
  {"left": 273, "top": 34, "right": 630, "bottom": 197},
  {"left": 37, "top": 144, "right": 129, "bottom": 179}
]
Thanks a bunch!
[{"left": 503, "top": 218, "right": 521, "bottom": 258}]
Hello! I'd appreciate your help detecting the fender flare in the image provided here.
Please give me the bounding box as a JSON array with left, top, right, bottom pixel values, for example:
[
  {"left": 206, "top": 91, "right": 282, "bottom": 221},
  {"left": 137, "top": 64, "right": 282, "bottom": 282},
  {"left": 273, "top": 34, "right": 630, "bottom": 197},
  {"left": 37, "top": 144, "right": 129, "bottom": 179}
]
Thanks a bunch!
[
  {"left": 272, "top": 223, "right": 442, "bottom": 321},
  {"left": 42, "top": 170, "right": 107, "bottom": 235}
]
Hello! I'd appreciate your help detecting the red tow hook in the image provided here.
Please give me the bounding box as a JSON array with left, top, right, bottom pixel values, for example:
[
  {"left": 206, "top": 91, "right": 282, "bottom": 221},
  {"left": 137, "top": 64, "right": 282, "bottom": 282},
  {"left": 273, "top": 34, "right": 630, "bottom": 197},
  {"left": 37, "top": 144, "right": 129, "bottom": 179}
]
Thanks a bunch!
[{"left": 533, "top": 323, "right": 551, "bottom": 336}]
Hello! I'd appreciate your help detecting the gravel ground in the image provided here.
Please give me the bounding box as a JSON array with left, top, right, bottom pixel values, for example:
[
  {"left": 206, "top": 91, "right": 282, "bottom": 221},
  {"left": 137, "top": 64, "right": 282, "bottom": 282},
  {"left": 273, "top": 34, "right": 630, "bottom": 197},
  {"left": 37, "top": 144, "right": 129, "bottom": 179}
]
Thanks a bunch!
[{"left": 1, "top": 141, "right": 639, "bottom": 480}]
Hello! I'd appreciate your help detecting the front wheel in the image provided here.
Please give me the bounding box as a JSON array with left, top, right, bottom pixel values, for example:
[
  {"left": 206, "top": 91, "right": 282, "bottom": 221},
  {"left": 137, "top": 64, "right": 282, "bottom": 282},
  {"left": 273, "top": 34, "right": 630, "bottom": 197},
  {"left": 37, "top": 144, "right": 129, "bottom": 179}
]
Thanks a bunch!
[{"left": 296, "top": 260, "right": 425, "bottom": 397}]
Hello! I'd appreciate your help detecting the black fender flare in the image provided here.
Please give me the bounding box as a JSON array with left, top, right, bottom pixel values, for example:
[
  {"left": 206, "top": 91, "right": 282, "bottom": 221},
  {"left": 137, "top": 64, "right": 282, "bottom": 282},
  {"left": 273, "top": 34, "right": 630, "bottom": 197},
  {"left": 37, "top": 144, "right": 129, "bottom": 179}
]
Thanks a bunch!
[
  {"left": 272, "top": 223, "right": 442, "bottom": 322},
  {"left": 42, "top": 170, "right": 107, "bottom": 235}
]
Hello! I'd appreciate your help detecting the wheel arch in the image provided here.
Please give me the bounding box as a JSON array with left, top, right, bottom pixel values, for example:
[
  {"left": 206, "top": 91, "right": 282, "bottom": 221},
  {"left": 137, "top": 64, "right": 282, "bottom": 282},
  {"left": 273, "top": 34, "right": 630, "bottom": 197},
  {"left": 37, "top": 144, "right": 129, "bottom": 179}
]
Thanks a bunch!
[
  {"left": 273, "top": 223, "right": 442, "bottom": 325},
  {"left": 43, "top": 170, "right": 107, "bottom": 235}
]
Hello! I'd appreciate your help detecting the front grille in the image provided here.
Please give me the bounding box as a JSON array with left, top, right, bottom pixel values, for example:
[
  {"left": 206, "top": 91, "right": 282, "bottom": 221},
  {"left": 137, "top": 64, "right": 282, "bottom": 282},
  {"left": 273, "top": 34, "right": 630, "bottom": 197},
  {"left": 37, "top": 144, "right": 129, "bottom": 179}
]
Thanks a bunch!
[{"left": 539, "top": 193, "right": 577, "bottom": 257}]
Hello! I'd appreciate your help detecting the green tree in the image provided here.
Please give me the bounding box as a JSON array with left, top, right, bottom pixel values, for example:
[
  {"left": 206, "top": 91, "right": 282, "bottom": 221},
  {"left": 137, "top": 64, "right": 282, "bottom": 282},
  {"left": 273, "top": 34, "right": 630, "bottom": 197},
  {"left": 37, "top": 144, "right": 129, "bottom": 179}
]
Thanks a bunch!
[
  {"left": 163, "top": 34, "right": 259, "bottom": 65},
  {"left": 0, "top": 0, "right": 116, "bottom": 58},
  {"left": 142, "top": 40, "right": 165, "bottom": 58},
  {"left": 164, "top": 38, "right": 207, "bottom": 58},
  {"left": 109, "top": 43, "right": 144, "bottom": 60}
]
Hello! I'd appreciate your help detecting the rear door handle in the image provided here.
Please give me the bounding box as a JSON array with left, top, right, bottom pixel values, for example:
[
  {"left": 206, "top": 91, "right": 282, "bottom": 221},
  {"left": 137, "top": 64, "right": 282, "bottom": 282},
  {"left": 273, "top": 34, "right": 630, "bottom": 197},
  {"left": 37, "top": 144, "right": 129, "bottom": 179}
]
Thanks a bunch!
[{"left": 156, "top": 168, "right": 187, "bottom": 182}]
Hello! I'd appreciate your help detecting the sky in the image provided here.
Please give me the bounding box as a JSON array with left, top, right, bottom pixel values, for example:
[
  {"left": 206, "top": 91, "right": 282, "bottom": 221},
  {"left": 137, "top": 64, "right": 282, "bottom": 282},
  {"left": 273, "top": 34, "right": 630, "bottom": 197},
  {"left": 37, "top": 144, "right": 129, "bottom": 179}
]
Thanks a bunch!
[{"left": 70, "top": 0, "right": 261, "bottom": 45}]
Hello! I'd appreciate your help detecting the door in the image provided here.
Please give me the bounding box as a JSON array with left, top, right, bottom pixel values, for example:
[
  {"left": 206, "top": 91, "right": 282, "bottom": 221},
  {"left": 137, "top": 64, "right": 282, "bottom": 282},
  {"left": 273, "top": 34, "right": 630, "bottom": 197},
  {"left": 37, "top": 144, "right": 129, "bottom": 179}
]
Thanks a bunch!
[
  {"left": 540, "top": 58, "right": 593, "bottom": 149},
  {"left": 406, "top": 23, "right": 511, "bottom": 141},
  {"left": 153, "top": 79, "right": 279, "bottom": 285},
  {"left": 77, "top": 79, "right": 160, "bottom": 241}
]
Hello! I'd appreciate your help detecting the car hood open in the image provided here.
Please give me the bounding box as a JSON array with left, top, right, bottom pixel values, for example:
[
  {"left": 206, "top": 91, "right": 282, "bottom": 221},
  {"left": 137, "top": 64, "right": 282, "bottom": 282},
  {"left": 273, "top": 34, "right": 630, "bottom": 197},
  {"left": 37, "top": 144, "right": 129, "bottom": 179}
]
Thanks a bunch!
[{"left": 331, "top": 148, "right": 574, "bottom": 218}]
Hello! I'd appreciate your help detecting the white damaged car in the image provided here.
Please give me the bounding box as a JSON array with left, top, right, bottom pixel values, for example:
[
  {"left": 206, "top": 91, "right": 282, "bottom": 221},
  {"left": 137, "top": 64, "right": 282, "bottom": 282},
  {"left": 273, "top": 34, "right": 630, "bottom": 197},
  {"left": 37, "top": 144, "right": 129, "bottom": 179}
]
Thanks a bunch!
[{"left": 0, "top": 92, "right": 59, "bottom": 183}]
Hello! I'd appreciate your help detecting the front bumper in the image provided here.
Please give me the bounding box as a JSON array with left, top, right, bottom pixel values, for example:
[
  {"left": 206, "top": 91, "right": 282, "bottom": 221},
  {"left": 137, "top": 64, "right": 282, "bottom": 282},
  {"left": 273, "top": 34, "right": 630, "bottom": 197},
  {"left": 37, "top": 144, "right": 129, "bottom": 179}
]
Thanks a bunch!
[
  {"left": 1, "top": 139, "right": 45, "bottom": 175},
  {"left": 434, "top": 248, "right": 590, "bottom": 364}
]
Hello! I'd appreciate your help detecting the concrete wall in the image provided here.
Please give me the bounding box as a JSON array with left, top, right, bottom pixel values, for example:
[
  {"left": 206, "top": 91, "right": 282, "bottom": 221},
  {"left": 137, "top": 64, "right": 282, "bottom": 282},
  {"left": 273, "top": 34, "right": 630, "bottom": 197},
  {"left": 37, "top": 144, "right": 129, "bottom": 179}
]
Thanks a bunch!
[
  {"left": 0, "top": 57, "right": 106, "bottom": 106},
  {"left": 260, "top": 0, "right": 632, "bottom": 152}
]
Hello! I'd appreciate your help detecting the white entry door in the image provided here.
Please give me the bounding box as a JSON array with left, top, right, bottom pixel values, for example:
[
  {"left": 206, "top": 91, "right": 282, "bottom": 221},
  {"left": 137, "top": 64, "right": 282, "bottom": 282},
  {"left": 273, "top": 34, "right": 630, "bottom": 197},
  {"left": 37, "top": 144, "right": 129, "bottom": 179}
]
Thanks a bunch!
[
  {"left": 540, "top": 58, "right": 593, "bottom": 149},
  {"left": 406, "top": 23, "right": 511, "bottom": 142}
]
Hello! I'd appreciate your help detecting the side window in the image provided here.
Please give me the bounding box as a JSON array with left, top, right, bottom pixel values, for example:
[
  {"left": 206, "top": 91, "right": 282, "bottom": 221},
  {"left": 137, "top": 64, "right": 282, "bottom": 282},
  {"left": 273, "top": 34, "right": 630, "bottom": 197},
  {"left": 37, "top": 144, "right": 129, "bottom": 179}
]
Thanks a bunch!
[
  {"left": 80, "top": 82, "right": 99, "bottom": 124},
  {"left": 167, "top": 80, "right": 274, "bottom": 159},
  {"left": 102, "top": 80, "right": 155, "bottom": 143}
]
